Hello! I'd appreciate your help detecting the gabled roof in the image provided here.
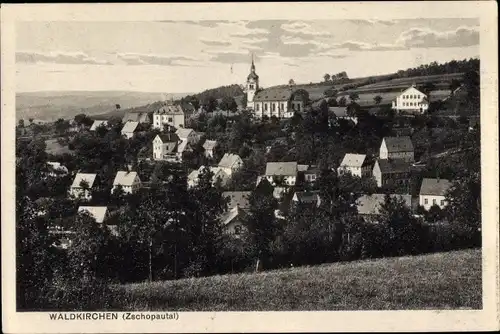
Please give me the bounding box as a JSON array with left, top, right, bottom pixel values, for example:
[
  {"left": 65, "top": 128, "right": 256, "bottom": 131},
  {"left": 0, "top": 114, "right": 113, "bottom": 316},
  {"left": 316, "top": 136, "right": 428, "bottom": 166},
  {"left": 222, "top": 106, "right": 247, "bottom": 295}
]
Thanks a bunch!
[
  {"left": 71, "top": 173, "right": 97, "bottom": 188},
  {"left": 177, "top": 139, "right": 190, "bottom": 154},
  {"left": 340, "top": 153, "right": 367, "bottom": 168},
  {"left": 203, "top": 140, "right": 217, "bottom": 151},
  {"left": 121, "top": 121, "right": 139, "bottom": 134},
  {"left": 376, "top": 159, "right": 411, "bottom": 174},
  {"left": 188, "top": 166, "right": 229, "bottom": 184},
  {"left": 90, "top": 120, "right": 108, "bottom": 131},
  {"left": 382, "top": 136, "right": 414, "bottom": 153},
  {"left": 293, "top": 191, "right": 321, "bottom": 204},
  {"left": 220, "top": 206, "right": 247, "bottom": 226},
  {"left": 218, "top": 153, "right": 242, "bottom": 169},
  {"left": 357, "top": 193, "right": 412, "bottom": 215},
  {"left": 155, "top": 133, "right": 180, "bottom": 143},
  {"left": 297, "top": 164, "right": 309, "bottom": 172},
  {"left": 122, "top": 112, "right": 151, "bottom": 123},
  {"left": 400, "top": 85, "right": 427, "bottom": 97},
  {"left": 78, "top": 206, "right": 108, "bottom": 223},
  {"left": 223, "top": 191, "right": 251, "bottom": 210},
  {"left": 254, "top": 87, "right": 293, "bottom": 102},
  {"left": 154, "top": 104, "right": 185, "bottom": 115},
  {"left": 113, "top": 171, "right": 140, "bottom": 187},
  {"left": 419, "top": 178, "right": 452, "bottom": 196},
  {"left": 176, "top": 128, "right": 195, "bottom": 139},
  {"left": 265, "top": 161, "right": 298, "bottom": 176}
]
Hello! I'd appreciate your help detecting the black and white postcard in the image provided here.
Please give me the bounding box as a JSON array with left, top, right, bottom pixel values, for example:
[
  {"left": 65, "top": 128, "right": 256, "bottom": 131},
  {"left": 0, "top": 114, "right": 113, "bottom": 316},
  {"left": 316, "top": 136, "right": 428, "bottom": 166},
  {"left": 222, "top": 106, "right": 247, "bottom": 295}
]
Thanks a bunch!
[{"left": 1, "top": 2, "right": 498, "bottom": 333}]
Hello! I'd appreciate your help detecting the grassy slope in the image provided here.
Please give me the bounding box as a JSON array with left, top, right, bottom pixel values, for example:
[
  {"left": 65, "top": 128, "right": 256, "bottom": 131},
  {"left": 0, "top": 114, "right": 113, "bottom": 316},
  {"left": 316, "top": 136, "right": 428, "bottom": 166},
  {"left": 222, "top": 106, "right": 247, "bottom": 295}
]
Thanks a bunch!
[{"left": 112, "top": 249, "right": 481, "bottom": 311}]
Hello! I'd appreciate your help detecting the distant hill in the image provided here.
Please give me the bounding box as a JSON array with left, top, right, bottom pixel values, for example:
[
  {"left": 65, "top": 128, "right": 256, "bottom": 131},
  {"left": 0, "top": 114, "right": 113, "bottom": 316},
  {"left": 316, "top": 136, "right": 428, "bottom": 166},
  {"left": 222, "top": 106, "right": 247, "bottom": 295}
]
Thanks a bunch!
[{"left": 16, "top": 91, "right": 191, "bottom": 122}]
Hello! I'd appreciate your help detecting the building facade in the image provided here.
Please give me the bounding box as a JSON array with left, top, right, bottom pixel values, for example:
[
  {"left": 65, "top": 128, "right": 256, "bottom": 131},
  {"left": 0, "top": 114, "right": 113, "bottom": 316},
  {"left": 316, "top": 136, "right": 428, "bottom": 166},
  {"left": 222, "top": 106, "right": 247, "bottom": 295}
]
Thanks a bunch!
[
  {"left": 153, "top": 103, "right": 186, "bottom": 130},
  {"left": 379, "top": 136, "right": 415, "bottom": 163},
  {"left": 337, "top": 153, "right": 372, "bottom": 178},
  {"left": 419, "top": 178, "right": 452, "bottom": 210},
  {"left": 392, "top": 85, "right": 429, "bottom": 114},
  {"left": 152, "top": 133, "right": 181, "bottom": 162}
]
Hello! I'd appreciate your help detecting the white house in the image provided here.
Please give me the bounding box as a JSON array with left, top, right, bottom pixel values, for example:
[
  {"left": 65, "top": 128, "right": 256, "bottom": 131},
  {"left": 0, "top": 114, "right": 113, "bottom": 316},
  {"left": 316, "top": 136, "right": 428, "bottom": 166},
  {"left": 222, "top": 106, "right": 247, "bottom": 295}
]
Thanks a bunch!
[
  {"left": 392, "top": 85, "right": 429, "bottom": 114},
  {"left": 419, "top": 178, "right": 452, "bottom": 210},
  {"left": 337, "top": 154, "right": 372, "bottom": 178},
  {"left": 203, "top": 140, "right": 217, "bottom": 158},
  {"left": 153, "top": 103, "right": 185, "bottom": 130},
  {"left": 69, "top": 173, "right": 97, "bottom": 200},
  {"left": 46, "top": 161, "right": 68, "bottom": 177},
  {"left": 112, "top": 171, "right": 142, "bottom": 194},
  {"left": 89, "top": 120, "right": 108, "bottom": 131},
  {"left": 379, "top": 136, "right": 414, "bottom": 163},
  {"left": 152, "top": 133, "right": 180, "bottom": 162},
  {"left": 121, "top": 121, "right": 139, "bottom": 139},
  {"left": 218, "top": 153, "right": 243, "bottom": 177},
  {"left": 187, "top": 166, "right": 230, "bottom": 188},
  {"left": 264, "top": 161, "right": 298, "bottom": 186}
]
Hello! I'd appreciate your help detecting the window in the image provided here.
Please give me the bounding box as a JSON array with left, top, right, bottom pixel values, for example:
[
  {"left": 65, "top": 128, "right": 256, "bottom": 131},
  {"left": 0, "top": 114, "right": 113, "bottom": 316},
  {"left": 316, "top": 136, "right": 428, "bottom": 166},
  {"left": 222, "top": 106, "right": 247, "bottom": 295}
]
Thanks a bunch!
[
  {"left": 256, "top": 104, "right": 260, "bottom": 111},
  {"left": 440, "top": 200, "right": 445, "bottom": 206},
  {"left": 281, "top": 103, "right": 285, "bottom": 110},
  {"left": 168, "top": 117, "right": 173, "bottom": 122},
  {"left": 424, "top": 198, "right": 428, "bottom": 204},
  {"left": 249, "top": 84, "right": 254, "bottom": 89},
  {"left": 432, "top": 199, "right": 437, "bottom": 205},
  {"left": 271, "top": 103, "right": 276, "bottom": 112},
  {"left": 264, "top": 103, "right": 268, "bottom": 111}
]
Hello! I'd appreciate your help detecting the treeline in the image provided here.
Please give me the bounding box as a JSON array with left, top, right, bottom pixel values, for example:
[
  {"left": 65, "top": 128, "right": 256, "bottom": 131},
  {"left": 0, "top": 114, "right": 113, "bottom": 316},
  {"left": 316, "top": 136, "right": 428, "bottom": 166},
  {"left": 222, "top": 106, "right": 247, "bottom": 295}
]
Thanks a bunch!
[
  {"left": 395, "top": 58, "right": 479, "bottom": 78},
  {"left": 180, "top": 84, "right": 244, "bottom": 111}
]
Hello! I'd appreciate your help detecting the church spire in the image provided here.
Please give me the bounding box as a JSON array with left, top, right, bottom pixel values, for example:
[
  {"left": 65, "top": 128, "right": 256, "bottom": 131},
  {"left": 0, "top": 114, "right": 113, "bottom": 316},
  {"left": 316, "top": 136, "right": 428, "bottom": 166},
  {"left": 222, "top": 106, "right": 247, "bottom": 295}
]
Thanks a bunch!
[{"left": 250, "top": 53, "right": 255, "bottom": 72}]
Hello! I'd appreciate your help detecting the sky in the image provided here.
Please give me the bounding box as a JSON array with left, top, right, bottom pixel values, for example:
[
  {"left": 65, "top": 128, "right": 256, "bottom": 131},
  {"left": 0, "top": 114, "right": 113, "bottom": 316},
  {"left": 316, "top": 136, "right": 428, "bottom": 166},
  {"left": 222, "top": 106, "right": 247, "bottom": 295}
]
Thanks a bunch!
[{"left": 16, "top": 18, "right": 479, "bottom": 93}]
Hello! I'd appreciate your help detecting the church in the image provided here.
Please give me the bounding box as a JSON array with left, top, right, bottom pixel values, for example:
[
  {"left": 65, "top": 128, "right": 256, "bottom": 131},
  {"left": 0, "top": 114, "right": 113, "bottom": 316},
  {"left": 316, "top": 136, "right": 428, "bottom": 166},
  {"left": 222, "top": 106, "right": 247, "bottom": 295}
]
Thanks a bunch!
[{"left": 245, "top": 56, "right": 306, "bottom": 119}]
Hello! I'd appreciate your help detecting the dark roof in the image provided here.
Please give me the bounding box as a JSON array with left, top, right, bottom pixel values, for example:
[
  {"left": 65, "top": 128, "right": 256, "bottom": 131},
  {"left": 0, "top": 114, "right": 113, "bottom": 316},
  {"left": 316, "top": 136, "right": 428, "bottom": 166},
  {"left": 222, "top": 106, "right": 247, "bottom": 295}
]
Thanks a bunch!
[
  {"left": 419, "top": 178, "right": 452, "bottom": 196},
  {"left": 223, "top": 191, "right": 251, "bottom": 210},
  {"left": 247, "top": 71, "right": 259, "bottom": 81},
  {"left": 293, "top": 191, "right": 321, "bottom": 204},
  {"left": 357, "top": 193, "right": 413, "bottom": 215},
  {"left": 376, "top": 159, "right": 411, "bottom": 174},
  {"left": 383, "top": 136, "right": 414, "bottom": 153},
  {"left": 254, "top": 87, "right": 294, "bottom": 102},
  {"left": 122, "top": 112, "right": 151, "bottom": 123},
  {"left": 157, "top": 133, "right": 180, "bottom": 143},
  {"left": 155, "top": 104, "right": 184, "bottom": 115}
]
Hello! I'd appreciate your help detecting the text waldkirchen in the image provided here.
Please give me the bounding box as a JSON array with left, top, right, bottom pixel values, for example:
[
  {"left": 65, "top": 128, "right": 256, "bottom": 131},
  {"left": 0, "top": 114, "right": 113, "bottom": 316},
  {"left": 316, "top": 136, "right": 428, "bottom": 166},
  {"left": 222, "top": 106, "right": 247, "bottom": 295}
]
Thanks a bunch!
[{"left": 49, "top": 312, "right": 179, "bottom": 321}]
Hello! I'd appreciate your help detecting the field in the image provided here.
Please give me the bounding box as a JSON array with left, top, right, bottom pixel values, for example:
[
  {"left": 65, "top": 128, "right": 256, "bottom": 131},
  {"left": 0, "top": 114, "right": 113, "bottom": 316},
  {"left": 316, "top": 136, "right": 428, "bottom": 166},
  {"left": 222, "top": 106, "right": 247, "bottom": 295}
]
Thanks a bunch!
[
  {"left": 110, "top": 249, "right": 481, "bottom": 311},
  {"left": 44, "top": 138, "right": 73, "bottom": 155}
]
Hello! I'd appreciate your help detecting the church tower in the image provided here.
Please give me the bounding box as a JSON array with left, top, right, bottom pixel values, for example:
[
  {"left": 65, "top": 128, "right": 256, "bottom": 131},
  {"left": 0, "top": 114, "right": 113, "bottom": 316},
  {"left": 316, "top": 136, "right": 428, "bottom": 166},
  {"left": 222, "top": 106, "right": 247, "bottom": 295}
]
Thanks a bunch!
[{"left": 246, "top": 54, "right": 259, "bottom": 110}]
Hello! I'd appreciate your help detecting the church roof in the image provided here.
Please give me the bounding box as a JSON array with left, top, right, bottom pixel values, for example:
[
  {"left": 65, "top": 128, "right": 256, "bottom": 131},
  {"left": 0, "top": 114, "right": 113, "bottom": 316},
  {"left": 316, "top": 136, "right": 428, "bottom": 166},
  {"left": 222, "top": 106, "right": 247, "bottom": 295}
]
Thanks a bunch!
[
  {"left": 247, "top": 71, "right": 259, "bottom": 81},
  {"left": 254, "top": 88, "right": 294, "bottom": 102}
]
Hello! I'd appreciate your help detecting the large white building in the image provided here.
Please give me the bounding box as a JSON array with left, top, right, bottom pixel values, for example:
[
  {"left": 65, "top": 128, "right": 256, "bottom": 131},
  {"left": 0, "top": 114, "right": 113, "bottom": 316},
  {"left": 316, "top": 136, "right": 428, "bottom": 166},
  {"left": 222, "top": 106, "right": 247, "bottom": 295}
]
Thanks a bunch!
[
  {"left": 264, "top": 161, "right": 298, "bottom": 186},
  {"left": 392, "top": 85, "right": 429, "bottom": 114},
  {"left": 112, "top": 171, "right": 142, "bottom": 194},
  {"left": 337, "top": 153, "right": 372, "bottom": 178},
  {"left": 153, "top": 103, "right": 186, "bottom": 130},
  {"left": 245, "top": 56, "right": 306, "bottom": 119}
]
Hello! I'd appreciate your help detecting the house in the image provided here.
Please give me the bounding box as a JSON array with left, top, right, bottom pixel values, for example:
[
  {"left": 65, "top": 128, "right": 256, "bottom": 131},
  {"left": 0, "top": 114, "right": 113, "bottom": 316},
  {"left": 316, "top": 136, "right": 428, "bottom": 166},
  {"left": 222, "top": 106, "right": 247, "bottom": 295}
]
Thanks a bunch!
[
  {"left": 379, "top": 136, "right": 414, "bottom": 163},
  {"left": 391, "top": 85, "right": 429, "bottom": 114},
  {"left": 77, "top": 206, "right": 118, "bottom": 237},
  {"left": 372, "top": 159, "right": 411, "bottom": 188},
  {"left": 264, "top": 161, "right": 298, "bottom": 186},
  {"left": 122, "top": 111, "right": 152, "bottom": 124},
  {"left": 89, "top": 120, "right": 108, "bottom": 131},
  {"left": 218, "top": 153, "right": 243, "bottom": 177},
  {"left": 152, "top": 133, "right": 181, "bottom": 162},
  {"left": 245, "top": 56, "right": 306, "bottom": 118},
  {"left": 292, "top": 191, "right": 321, "bottom": 207},
  {"left": 69, "top": 173, "right": 97, "bottom": 200},
  {"left": 112, "top": 171, "right": 142, "bottom": 194},
  {"left": 175, "top": 128, "right": 198, "bottom": 144},
  {"left": 187, "top": 166, "right": 230, "bottom": 188},
  {"left": 419, "top": 178, "right": 452, "bottom": 210},
  {"left": 220, "top": 206, "right": 248, "bottom": 236},
  {"left": 153, "top": 103, "right": 186, "bottom": 130},
  {"left": 357, "top": 193, "right": 414, "bottom": 221},
  {"left": 46, "top": 161, "right": 68, "bottom": 177},
  {"left": 121, "top": 121, "right": 139, "bottom": 139},
  {"left": 297, "top": 164, "right": 319, "bottom": 183},
  {"left": 78, "top": 206, "right": 109, "bottom": 223},
  {"left": 338, "top": 154, "right": 372, "bottom": 178},
  {"left": 203, "top": 140, "right": 217, "bottom": 158},
  {"left": 328, "top": 107, "right": 358, "bottom": 124}
]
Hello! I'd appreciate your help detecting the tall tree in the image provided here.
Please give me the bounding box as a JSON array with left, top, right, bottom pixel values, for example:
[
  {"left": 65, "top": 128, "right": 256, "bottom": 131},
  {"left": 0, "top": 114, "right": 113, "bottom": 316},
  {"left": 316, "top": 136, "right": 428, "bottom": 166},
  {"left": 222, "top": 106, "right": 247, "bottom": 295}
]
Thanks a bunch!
[{"left": 323, "top": 73, "right": 331, "bottom": 82}]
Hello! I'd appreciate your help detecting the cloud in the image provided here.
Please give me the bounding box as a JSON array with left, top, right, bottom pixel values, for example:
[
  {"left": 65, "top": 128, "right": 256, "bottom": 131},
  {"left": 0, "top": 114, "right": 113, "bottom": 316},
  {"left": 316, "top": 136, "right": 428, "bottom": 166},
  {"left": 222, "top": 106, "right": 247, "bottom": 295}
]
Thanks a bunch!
[
  {"left": 158, "top": 20, "right": 226, "bottom": 28},
  {"left": 331, "top": 40, "right": 406, "bottom": 51},
  {"left": 200, "top": 39, "right": 232, "bottom": 47},
  {"left": 350, "top": 19, "right": 397, "bottom": 26},
  {"left": 396, "top": 26, "right": 479, "bottom": 48},
  {"left": 16, "top": 51, "right": 113, "bottom": 65},
  {"left": 281, "top": 21, "right": 333, "bottom": 37},
  {"left": 115, "top": 53, "right": 206, "bottom": 66}
]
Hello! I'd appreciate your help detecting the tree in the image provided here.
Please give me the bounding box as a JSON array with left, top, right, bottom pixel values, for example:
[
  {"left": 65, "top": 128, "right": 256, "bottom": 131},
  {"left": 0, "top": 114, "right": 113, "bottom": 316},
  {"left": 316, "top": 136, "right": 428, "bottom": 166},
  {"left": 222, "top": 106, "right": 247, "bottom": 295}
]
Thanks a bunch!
[
  {"left": 338, "top": 96, "right": 347, "bottom": 107},
  {"left": 421, "top": 82, "right": 436, "bottom": 96},
  {"left": 29, "top": 118, "right": 34, "bottom": 125},
  {"left": 201, "top": 96, "right": 218, "bottom": 113},
  {"left": 74, "top": 114, "right": 94, "bottom": 128},
  {"left": 18, "top": 119, "right": 25, "bottom": 128},
  {"left": 55, "top": 118, "right": 70, "bottom": 135},
  {"left": 449, "top": 79, "right": 461, "bottom": 92},
  {"left": 323, "top": 73, "right": 331, "bottom": 82},
  {"left": 219, "top": 96, "right": 238, "bottom": 113},
  {"left": 348, "top": 92, "right": 360, "bottom": 102},
  {"left": 374, "top": 95, "right": 383, "bottom": 105},
  {"left": 288, "top": 79, "right": 295, "bottom": 86}
]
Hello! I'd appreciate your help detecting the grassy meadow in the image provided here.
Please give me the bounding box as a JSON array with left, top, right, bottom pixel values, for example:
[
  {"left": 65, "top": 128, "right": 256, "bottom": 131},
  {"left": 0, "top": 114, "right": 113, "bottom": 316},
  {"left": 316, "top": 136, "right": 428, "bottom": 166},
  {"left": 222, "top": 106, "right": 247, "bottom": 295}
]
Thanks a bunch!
[{"left": 110, "top": 249, "right": 481, "bottom": 311}]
